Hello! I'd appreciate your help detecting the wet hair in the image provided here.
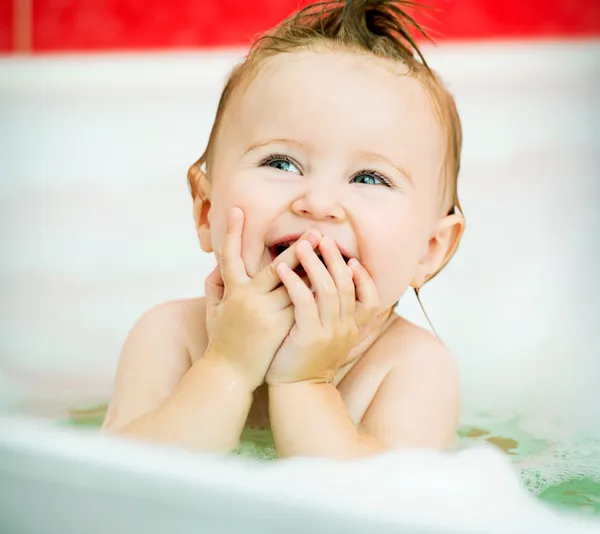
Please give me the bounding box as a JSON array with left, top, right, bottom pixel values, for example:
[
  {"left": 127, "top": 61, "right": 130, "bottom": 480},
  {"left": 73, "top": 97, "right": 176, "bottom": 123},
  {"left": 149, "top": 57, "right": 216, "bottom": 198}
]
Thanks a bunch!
[{"left": 188, "top": 0, "right": 463, "bottom": 217}]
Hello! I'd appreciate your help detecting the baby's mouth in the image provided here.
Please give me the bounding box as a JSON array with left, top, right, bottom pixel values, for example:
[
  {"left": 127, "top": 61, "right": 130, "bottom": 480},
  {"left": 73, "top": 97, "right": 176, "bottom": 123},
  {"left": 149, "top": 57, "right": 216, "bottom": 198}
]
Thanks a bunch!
[{"left": 267, "top": 238, "right": 351, "bottom": 276}]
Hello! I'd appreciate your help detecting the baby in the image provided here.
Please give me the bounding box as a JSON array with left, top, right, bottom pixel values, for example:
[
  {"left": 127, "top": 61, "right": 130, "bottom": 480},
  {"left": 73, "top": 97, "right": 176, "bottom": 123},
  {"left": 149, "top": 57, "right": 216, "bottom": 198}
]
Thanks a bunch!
[{"left": 103, "top": 0, "right": 465, "bottom": 459}]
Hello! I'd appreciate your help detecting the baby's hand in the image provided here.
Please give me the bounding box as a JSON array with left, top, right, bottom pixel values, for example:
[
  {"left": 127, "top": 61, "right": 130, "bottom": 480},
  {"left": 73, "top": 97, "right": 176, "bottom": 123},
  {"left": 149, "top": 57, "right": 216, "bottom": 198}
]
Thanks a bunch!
[
  {"left": 204, "top": 207, "right": 321, "bottom": 391},
  {"left": 266, "top": 235, "right": 379, "bottom": 386}
]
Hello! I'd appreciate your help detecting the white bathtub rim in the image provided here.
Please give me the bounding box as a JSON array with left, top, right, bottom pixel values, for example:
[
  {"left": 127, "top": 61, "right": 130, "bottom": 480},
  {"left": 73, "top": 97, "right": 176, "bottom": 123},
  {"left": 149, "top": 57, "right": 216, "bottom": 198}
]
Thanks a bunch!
[{"left": 0, "top": 414, "right": 596, "bottom": 534}]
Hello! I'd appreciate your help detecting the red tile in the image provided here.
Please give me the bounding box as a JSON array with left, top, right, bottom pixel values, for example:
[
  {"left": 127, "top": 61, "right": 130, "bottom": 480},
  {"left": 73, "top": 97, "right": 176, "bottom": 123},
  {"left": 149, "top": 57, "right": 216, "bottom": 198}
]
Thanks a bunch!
[
  {"left": 422, "top": 0, "right": 600, "bottom": 40},
  {"left": 33, "top": 0, "right": 309, "bottom": 52},
  {"left": 0, "top": 0, "right": 13, "bottom": 52},
  {"left": 32, "top": 0, "right": 600, "bottom": 53}
]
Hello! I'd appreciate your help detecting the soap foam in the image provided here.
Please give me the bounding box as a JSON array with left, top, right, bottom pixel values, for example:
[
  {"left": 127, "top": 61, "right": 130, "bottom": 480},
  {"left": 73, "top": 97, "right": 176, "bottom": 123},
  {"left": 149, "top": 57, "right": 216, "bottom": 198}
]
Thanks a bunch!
[{"left": 1, "top": 416, "right": 598, "bottom": 534}]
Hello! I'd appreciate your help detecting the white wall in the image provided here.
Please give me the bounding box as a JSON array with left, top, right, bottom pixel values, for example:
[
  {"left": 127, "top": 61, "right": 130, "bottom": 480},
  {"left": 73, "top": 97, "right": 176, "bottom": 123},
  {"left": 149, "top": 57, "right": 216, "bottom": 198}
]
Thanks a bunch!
[{"left": 0, "top": 42, "right": 598, "bottom": 437}]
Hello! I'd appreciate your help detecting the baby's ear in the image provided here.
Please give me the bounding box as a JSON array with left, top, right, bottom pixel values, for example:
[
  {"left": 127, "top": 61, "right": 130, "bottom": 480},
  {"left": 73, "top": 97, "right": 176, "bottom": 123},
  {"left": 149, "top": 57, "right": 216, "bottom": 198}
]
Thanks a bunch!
[
  {"left": 191, "top": 168, "right": 213, "bottom": 253},
  {"left": 411, "top": 213, "right": 464, "bottom": 288}
]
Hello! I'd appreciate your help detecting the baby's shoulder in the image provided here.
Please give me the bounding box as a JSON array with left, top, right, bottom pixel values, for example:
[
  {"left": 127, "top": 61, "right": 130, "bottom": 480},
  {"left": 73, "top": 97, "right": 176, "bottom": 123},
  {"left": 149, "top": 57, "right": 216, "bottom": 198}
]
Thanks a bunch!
[
  {"left": 352, "top": 314, "right": 456, "bottom": 382},
  {"left": 132, "top": 297, "right": 208, "bottom": 362},
  {"left": 347, "top": 316, "right": 460, "bottom": 448},
  {"left": 377, "top": 314, "right": 456, "bottom": 371},
  {"left": 339, "top": 315, "right": 458, "bottom": 426}
]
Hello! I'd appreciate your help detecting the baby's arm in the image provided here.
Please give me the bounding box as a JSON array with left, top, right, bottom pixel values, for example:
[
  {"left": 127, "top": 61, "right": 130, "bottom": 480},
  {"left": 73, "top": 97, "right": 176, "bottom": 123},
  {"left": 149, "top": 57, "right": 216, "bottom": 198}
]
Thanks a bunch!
[
  {"left": 104, "top": 210, "right": 321, "bottom": 453},
  {"left": 270, "top": 323, "right": 459, "bottom": 457},
  {"left": 102, "top": 301, "right": 253, "bottom": 452}
]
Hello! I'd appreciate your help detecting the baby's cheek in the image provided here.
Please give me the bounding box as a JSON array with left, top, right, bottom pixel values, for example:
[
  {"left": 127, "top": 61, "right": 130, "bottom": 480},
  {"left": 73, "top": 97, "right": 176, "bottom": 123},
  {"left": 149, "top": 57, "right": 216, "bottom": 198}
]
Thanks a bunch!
[
  {"left": 369, "top": 244, "right": 420, "bottom": 308},
  {"left": 375, "top": 264, "right": 412, "bottom": 308},
  {"left": 208, "top": 190, "right": 249, "bottom": 250}
]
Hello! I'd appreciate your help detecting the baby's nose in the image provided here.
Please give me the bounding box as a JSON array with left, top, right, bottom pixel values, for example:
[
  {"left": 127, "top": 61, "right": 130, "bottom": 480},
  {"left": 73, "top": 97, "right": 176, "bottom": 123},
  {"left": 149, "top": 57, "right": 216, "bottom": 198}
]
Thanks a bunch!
[{"left": 291, "top": 184, "right": 346, "bottom": 221}]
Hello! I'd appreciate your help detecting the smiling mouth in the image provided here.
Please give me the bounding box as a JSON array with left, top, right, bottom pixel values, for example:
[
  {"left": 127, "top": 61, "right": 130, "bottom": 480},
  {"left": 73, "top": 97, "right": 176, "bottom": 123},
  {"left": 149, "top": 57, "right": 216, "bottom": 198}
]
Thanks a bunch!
[{"left": 267, "top": 239, "right": 351, "bottom": 273}]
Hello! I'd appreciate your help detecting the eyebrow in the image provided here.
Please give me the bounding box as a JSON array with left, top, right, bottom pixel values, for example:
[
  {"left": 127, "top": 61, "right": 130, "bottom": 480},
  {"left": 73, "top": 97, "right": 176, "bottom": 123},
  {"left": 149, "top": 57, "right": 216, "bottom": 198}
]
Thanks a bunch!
[
  {"left": 243, "top": 138, "right": 305, "bottom": 155},
  {"left": 356, "top": 150, "right": 414, "bottom": 186}
]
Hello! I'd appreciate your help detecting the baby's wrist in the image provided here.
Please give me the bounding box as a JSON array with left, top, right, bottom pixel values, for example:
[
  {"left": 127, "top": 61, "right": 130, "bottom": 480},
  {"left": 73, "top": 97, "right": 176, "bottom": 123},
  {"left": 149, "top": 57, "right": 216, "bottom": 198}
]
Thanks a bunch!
[
  {"left": 203, "top": 345, "right": 262, "bottom": 392},
  {"left": 266, "top": 375, "right": 333, "bottom": 388}
]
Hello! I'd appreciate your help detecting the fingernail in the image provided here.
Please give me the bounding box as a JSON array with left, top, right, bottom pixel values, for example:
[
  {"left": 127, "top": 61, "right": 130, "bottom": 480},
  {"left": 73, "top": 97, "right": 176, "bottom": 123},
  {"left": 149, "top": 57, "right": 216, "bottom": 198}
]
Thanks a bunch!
[
  {"left": 304, "top": 230, "right": 321, "bottom": 245},
  {"left": 348, "top": 258, "right": 360, "bottom": 268}
]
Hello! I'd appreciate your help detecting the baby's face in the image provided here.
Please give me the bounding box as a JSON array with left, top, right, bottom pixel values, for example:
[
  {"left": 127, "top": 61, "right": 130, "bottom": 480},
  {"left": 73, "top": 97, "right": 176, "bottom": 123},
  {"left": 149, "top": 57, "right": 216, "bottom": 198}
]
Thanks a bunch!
[{"left": 206, "top": 48, "right": 446, "bottom": 311}]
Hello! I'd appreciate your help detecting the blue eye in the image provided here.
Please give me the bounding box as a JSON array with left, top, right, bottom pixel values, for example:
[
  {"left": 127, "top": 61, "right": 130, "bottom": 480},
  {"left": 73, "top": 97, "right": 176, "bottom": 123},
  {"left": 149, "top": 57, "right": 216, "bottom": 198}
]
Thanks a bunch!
[
  {"left": 352, "top": 170, "right": 393, "bottom": 187},
  {"left": 261, "top": 154, "right": 301, "bottom": 175}
]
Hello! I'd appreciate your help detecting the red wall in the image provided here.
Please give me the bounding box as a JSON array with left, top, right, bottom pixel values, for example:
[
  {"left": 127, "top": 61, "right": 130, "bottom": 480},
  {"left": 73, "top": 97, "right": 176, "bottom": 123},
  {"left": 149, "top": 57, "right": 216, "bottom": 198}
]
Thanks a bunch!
[
  {"left": 4, "top": 0, "right": 600, "bottom": 53},
  {"left": 0, "top": 0, "right": 13, "bottom": 52}
]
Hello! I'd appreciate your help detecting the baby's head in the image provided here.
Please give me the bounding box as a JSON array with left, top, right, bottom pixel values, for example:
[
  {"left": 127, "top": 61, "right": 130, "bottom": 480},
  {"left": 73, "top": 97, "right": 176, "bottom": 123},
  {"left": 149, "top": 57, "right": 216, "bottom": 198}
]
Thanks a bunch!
[{"left": 190, "top": 0, "right": 464, "bottom": 313}]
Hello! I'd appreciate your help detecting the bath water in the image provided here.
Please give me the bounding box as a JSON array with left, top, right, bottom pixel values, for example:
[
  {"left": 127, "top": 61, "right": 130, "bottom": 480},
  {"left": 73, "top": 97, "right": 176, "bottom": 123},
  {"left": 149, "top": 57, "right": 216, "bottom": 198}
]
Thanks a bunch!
[{"left": 62, "top": 403, "right": 600, "bottom": 517}]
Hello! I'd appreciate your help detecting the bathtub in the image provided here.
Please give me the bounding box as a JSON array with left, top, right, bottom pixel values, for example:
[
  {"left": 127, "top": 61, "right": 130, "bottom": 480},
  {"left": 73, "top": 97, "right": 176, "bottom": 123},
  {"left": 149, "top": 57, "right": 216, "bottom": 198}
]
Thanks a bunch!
[{"left": 0, "top": 40, "right": 599, "bottom": 533}]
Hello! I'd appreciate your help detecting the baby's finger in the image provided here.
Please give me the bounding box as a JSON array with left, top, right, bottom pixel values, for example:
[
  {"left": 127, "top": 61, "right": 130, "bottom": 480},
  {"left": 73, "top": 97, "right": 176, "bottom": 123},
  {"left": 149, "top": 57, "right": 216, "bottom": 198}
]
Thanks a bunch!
[
  {"left": 254, "top": 229, "right": 321, "bottom": 293},
  {"left": 297, "top": 240, "right": 339, "bottom": 328},
  {"left": 319, "top": 237, "right": 355, "bottom": 324},
  {"left": 349, "top": 258, "right": 380, "bottom": 326},
  {"left": 204, "top": 264, "right": 224, "bottom": 310},
  {"left": 265, "top": 285, "right": 293, "bottom": 311},
  {"left": 220, "top": 207, "right": 248, "bottom": 287},
  {"left": 276, "top": 263, "right": 320, "bottom": 331}
]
